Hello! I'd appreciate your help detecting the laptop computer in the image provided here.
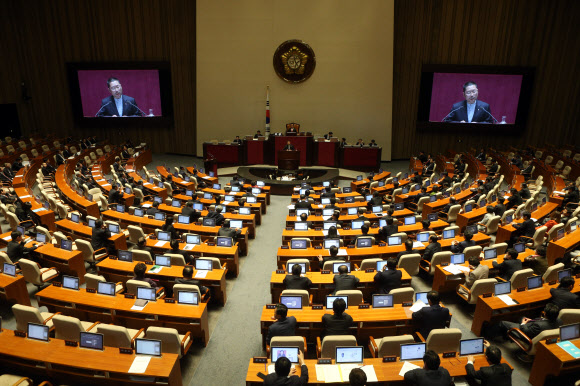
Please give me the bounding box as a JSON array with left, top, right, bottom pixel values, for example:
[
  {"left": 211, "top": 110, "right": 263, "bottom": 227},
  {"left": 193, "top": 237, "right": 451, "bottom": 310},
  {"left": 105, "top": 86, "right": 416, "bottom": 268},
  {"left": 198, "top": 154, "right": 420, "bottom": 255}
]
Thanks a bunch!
[
  {"left": 560, "top": 323, "right": 580, "bottom": 341},
  {"left": 450, "top": 253, "right": 465, "bottom": 265},
  {"left": 238, "top": 207, "right": 251, "bottom": 215},
  {"left": 79, "top": 331, "right": 104, "bottom": 350},
  {"left": 323, "top": 221, "right": 337, "bottom": 230},
  {"left": 177, "top": 290, "right": 199, "bottom": 305},
  {"left": 186, "top": 234, "right": 201, "bottom": 245},
  {"left": 287, "top": 262, "right": 307, "bottom": 274},
  {"left": 442, "top": 229, "right": 455, "bottom": 239},
  {"left": 116, "top": 204, "right": 125, "bottom": 213},
  {"left": 332, "top": 262, "right": 351, "bottom": 273},
  {"left": 70, "top": 213, "right": 80, "bottom": 223},
  {"left": 60, "top": 239, "right": 73, "bottom": 251},
  {"left": 326, "top": 295, "right": 348, "bottom": 309},
  {"left": 271, "top": 347, "right": 300, "bottom": 363},
  {"left": 404, "top": 216, "right": 416, "bottom": 225},
  {"left": 195, "top": 259, "right": 213, "bottom": 271},
  {"left": 118, "top": 250, "right": 133, "bottom": 262},
  {"left": 417, "top": 232, "right": 430, "bottom": 242},
  {"left": 216, "top": 237, "right": 232, "bottom": 247},
  {"left": 296, "top": 208, "right": 309, "bottom": 217},
  {"left": 494, "top": 281, "right": 511, "bottom": 296},
  {"left": 527, "top": 275, "right": 543, "bottom": 290},
  {"left": 154, "top": 255, "right": 171, "bottom": 267},
  {"left": 294, "top": 222, "right": 308, "bottom": 231},
  {"left": 27, "top": 323, "right": 49, "bottom": 342},
  {"left": 347, "top": 207, "right": 358, "bottom": 215},
  {"left": 356, "top": 238, "right": 373, "bottom": 248},
  {"left": 415, "top": 292, "right": 428, "bottom": 304},
  {"left": 108, "top": 223, "right": 120, "bottom": 235},
  {"left": 558, "top": 269, "right": 572, "bottom": 282},
  {"left": 387, "top": 236, "right": 402, "bottom": 246},
  {"left": 137, "top": 287, "right": 156, "bottom": 301},
  {"left": 372, "top": 294, "right": 393, "bottom": 308},
  {"left": 62, "top": 275, "right": 79, "bottom": 290},
  {"left": 459, "top": 338, "right": 485, "bottom": 356},
  {"left": 376, "top": 260, "right": 388, "bottom": 272},
  {"left": 324, "top": 239, "right": 340, "bottom": 249},
  {"left": 280, "top": 295, "right": 302, "bottom": 310},
  {"left": 134, "top": 338, "right": 162, "bottom": 356},
  {"left": 134, "top": 208, "right": 145, "bottom": 217},
  {"left": 336, "top": 346, "right": 364, "bottom": 364},
  {"left": 2, "top": 263, "right": 16, "bottom": 277},
  {"left": 291, "top": 240, "right": 307, "bottom": 249},
  {"left": 202, "top": 218, "right": 216, "bottom": 227},
  {"left": 157, "top": 231, "right": 171, "bottom": 241},
  {"left": 428, "top": 213, "right": 439, "bottom": 222},
  {"left": 36, "top": 233, "right": 47, "bottom": 243},
  {"left": 400, "top": 343, "right": 426, "bottom": 361},
  {"left": 97, "top": 282, "right": 116, "bottom": 296}
]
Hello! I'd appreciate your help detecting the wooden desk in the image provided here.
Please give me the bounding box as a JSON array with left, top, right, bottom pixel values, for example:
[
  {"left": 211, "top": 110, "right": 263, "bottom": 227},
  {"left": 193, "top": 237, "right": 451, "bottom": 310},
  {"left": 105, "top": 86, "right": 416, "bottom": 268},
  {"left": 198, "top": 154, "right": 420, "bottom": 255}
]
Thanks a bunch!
[
  {"left": 245, "top": 356, "right": 509, "bottom": 385},
  {"left": 13, "top": 163, "right": 56, "bottom": 231},
  {"left": 33, "top": 244, "right": 86, "bottom": 284},
  {"left": 0, "top": 330, "right": 182, "bottom": 385},
  {"left": 350, "top": 171, "right": 391, "bottom": 191},
  {"left": 495, "top": 202, "right": 559, "bottom": 244},
  {"left": 144, "top": 239, "right": 240, "bottom": 277},
  {"left": 0, "top": 274, "right": 31, "bottom": 306},
  {"left": 547, "top": 228, "right": 580, "bottom": 265},
  {"left": 270, "top": 269, "right": 411, "bottom": 304},
  {"left": 91, "top": 165, "right": 135, "bottom": 206},
  {"left": 259, "top": 304, "right": 414, "bottom": 349},
  {"left": 55, "top": 219, "right": 128, "bottom": 250},
  {"left": 55, "top": 163, "right": 100, "bottom": 218},
  {"left": 471, "top": 282, "right": 580, "bottom": 336},
  {"left": 431, "top": 249, "right": 535, "bottom": 293},
  {"left": 157, "top": 166, "right": 196, "bottom": 190},
  {"left": 455, "top": 202, "right": 499, "bottom": 231},
  {"left": 186, "top": 167, "right": 219, "bottom": 185},
  {"left": 36, "top": 286, "right": 210, "bottom": 346},
  {"left": 421, "top": 189, "right": 476, "bottom": 219},
  {"left": 528, "top": 338, "right": 580, "bottom": 385},
  {"left": 97, "top": 258, "right": 227, "bottom": 306}
]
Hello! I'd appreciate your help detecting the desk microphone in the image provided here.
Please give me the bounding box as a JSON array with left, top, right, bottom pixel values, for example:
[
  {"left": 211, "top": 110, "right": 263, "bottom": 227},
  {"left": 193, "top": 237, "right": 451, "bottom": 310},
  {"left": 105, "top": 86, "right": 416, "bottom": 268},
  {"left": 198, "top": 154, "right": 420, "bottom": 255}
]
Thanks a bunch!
[
  {"left": 125, "top": 100, "right": 147, "bottom": 117},
  {"left": 94, "top": 101, "right": 112, "bottom": 117},
  {"left": 479, "top": 107, "right": 499, "bottom": 123},
  {"left": 441, "top": 106, "right": 463, "bottom": 122}
]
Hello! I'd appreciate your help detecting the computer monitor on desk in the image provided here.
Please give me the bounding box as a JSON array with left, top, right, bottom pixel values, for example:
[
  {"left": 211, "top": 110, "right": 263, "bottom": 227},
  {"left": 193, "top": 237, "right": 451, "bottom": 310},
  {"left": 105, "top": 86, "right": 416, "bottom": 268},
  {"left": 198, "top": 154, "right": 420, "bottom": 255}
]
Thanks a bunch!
[
  {"left": 527, "top": 275, "right": 543, "bottom": 290},
  {"left": 400, "top": 343, "right": 426, "bottom": 361},
  {"left": 332, "top": 262, "right": 350, "bottom": 273},
  {"left": 442, "top": 229, "right": 455, "bottom": 239},
  {"left": 97, "top": 282, "right": 116, "bottom": 296},
  {"left": 287, "top": 262, "right": 307, "bottom": 274},
  {"left": 558, "top": 269, "right": 572, "bottom": 282},
  {"left": 195, "top": 259, "right": 213, "bottom": 271},
  {"left": 404, "top": 216, "right": 416, "bottom": 225},
  {"left": 326, "top": 295, "right": 348, "bottom": 309},
  {"left": 336, "top": 346, "right": 364, "bottom": 364},
  {"left": 459, "top": 338, "right": 485, "bottom": 356},
  {"left": 2, "top": 263, "right": 16, "bottom": 277},
  {"left": 79, "top": 332, "right": 104, "bottom": 350},
  {"left": 483, "top": 249, "right": 497, "bottom": 260},
  {"left": 62, "top": 275, "right": 79, "bottom": 290},
  {"left": 134, "top": 338, "right": 162, "bottom": 357},
  {"left": 415, "top": 292, "right": 428, "bottom": 304},
  {"left": 560, "top": 323, "right": 580, "bottom": 342},
  {"left": 372, "top": 294, "right": 393, "bottom": 308},
  {"left": 137, "top": 287, "right": 156, "bottom": 301},
  {"left": 494, "top": 281, "right": 511, "bottom": 296},
  {"left": 177, "top": 290, "right": 199, "bottom": 305},
  {"left": 271, "top": 347, "right": 299, "bottom": 363},
  {"left": 27, "top": 323, "right": 49, "bottom": 342},
  {"left": 280, "top": 296, "right": 302, "bottom": 310},
  {"left": 324, "top": 239, "right": 340, "bottom": 249}
]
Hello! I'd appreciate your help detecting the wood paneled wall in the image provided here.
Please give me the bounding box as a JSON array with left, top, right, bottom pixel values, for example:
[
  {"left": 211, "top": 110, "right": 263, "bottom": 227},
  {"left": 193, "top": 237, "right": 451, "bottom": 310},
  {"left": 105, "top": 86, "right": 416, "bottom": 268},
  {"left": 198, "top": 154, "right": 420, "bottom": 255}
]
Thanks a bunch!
[
  {"left": 1, "top": 0, "right": 579, "bottom": 159},
  {"left": 0, "top": 0, "right": 197, "bottom": 154},
  {"left": 392, "top": 0, "right": 580, "bottom": 159}
]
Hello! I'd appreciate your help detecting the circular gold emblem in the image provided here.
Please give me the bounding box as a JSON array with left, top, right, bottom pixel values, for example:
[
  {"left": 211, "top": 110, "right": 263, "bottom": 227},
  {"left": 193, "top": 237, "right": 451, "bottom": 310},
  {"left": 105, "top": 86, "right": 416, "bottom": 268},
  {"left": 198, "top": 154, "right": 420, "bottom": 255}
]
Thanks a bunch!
[{"left": 273, "top": 40, "right": 316, "bottom": 83}]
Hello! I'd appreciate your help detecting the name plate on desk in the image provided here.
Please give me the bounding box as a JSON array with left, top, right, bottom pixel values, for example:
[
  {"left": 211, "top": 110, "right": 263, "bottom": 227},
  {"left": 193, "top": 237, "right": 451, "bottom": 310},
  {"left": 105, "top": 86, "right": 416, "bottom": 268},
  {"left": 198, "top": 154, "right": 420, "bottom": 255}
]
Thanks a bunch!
[
  {"left": 124, "top": 293, "right": 135, "bottom": 299},
  {"left": 383, "top": 356, "right": 397, "bottom": 362},
  {"left": 266, "top": 304, "right": 276, "bottom": 309},
  {"left": 65, "top": 340, "right": 78, "bottom": 347},
  {"left": 318, "top": 358, "right": 332, "bottom": 364},
  {"left": 207, "top": 242, "right": 215, "bottom": 246},
  {"left": 378, "top": 242, "right": 386, "bottom": 247},
  {"left": 285, "top": 227, "right": 292, "bottom": 231},
  {"left": 14, "top": 330, "right": 26, "bottom": 338},
  {"left": 281, "top": 245, "right": 289, "bottom": 249},
  {"left": 347, "top": 245, "right": 355, "bottom": 249},
  {"left": 358, "top": 304, "right": 370, "bottom": 309},
  {"left": 576, "top": 273, "right": 580, "bottom": 279},
  {"left": 402, "top": 302, "right": 413, "bottom": 307},
  {"left": 312, "top": 305, "right": 323, "bottom": 310},
  {"left": 548, "top": 280, "right": 557, "bottom": 285},
  {"left": 482, "top": 293, "right": 492, "bottom": 298},
  {"left": 441, "top": 262, "right": 449, "bottom": 266},
  {"left": 314, "top": 245, "right": 322, "bottom": 250},
  {"left": 109, "top": 256, "right": 117, "bottom": 260},
  {"left": 164, "top": 298, "right": 175, "bottom": 303},
  {"left": 86, "top": 288, "right": 96, "bottom": 294},
  {"left": 321, "top": 270, "right": 331, "bottom": 274},
  {"left": 253, "top": 357, "right": 268, "bottom": 363},
  {"left": 144, "top": 261, "right": 153, "bottom": 265},
  {"left": 516, "top": 287, "right": 526, "bottom": 292},
  {"left": 276, "top": 269, "right": 285, "bottom": 274},
  {"left": 545, "top": 338, "right": 558, "bottom": 344},
  {"left": 119, "top": 347, "right": 133, "bottom": 354},
  {"left": 52, "top": 282, "right": 62, "bottom": 287},
  {"left": 365, "top": 268, "right": 374, "bottom": 273},
  {"left": 442, "top": 352, "right": 456, "bottom": 358}
]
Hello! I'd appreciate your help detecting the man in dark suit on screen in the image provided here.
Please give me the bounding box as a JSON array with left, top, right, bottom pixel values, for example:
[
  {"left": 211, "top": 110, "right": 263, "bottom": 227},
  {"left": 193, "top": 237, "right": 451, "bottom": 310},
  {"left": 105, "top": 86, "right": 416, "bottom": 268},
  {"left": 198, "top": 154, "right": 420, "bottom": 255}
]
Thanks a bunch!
[
  {"left": 443, "top": 81, "right": 494, "bottom": 123},
  {"left": 96, "top": 77, "right": 144, "bottom": 117}
]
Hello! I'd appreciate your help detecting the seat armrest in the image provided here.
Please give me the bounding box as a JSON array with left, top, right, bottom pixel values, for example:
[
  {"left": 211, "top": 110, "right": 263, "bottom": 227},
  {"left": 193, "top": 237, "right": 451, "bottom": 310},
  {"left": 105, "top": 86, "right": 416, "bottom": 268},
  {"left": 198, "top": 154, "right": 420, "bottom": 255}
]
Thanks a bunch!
[
  {"left": 86, "top": 321, "right": 101, "bottom": 331},
  {"left": 507, "top": 327, "right": 533, "bottom": 352},
  {"left": 494, "top": 276, "right": 507, "bottom": 282},
  {"left": 316, "top": 336, "right": 322, "bottom": 358},
  {"left": 131, "top": 328, "right": 146, "bottom": 346},
  {"left": 368, "top": 336, "right": 378, "bottom": 358},
  {"left": 416, "top": 331, "right": 426, "bottom": 342},
  {"left": 155, "top": 287, "right": 165, "bottom": 299},
  {"left": 309, "top": 294, "right": 313, "bottom": 307},
  {"left": 266, "top": 344, "right": 271, "bottom": 355},
  {"left": 181, "top": 331, "right": 192, "bottom": 353},
  {"left": 44, "top": 312, "right": 61, "bottom": 324}
]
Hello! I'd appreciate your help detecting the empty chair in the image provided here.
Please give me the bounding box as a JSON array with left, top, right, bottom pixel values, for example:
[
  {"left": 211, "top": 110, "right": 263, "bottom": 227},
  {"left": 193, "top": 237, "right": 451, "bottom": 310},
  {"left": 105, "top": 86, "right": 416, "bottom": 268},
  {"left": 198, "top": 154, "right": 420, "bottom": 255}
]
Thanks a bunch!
[
  {"left": 421, "top": 251, "right": 452, "bottom": 276},
  {"left": 280, "top": 289, "right": 311, "bottom": 307},
  {"left": 545, "top": 223, "right": 565, "bottom": 242},
  {"left": 389, "top": 287, "right": 414, "bottom": 303},
  {"left": 462, "top": 245, "right": 482, "bottom": 260},
  {"left": 316, "top": 335, "right": 357, "bottom": 359},
  {"left": 335, "top": 290, "right": 364, "bottom": 305},
  {"left": 12, "top": 304, "right": 58, "bottom": 331},
  {"left": 269, "top": 336, "right": 307, "bottom": 355},
  {"left": 0, "top": 374, "right": 33, "bottom": 385},
  {"left": 558, "top": 309, "right": 580, "bottom": 325},
  {"left": 84, "top": 273, "right": 123, "bottom": 293},
  {"left": 286, "top": 258, "right": 310, "bottom": 272},
  {"left": 542, "top": 263, "right": 564, "bottom": 283},
  {"left": 75, "top": 239, "right": 108, "bottom": 267},
  {"left": 520, "top": 226, "right": 547, "bottom": 249},
  {"left": 0, "top": 251, "right": 16, "bottom": 266},
  {"left": 368, "top": 335, "right": 415, "bottom": 358},
  {"left": 164, "top": 253, "right": 186, "bottom": 266},
  {"left": 19, "top": 259, "right": 59, "bottom": 289},
  {"left": 96, "top": 324, "right": 145, "bottom": 348},
  {"left": 397, "top": 253, "right": 421, "bottom": 276},
  {"left": 508, "top": 268, "right": 534, "bottom": 290},
  {"left": 131, "top": 249, "right": 153, "bottom": 262},
  {"left": 145, "top": 326, "right": 192, "bottom": 358},
  {"left": 507, "top": 327, "right": 559, "bottom": 360},
  {"left": 359, "top": 258, "right": 383, "bottom": 271},
  {"left": 52, "top": 314, "right": 100, "bottom": 341},
  {"left": 423, "top": 328, "right": 462, "bottom": 353},
  {"left": 456, "top": 278, "right": 497, "bottom": 304},
  {"left": 480, "top": 215, "right": 500, "bottom": 235}
]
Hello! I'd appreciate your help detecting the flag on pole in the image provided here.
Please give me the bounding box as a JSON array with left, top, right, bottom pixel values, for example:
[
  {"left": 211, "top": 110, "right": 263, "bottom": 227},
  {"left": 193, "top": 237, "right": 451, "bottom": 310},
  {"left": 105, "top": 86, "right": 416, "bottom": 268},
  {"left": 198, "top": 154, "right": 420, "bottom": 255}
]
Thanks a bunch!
[{"left": 265, "top": 86, "right": 270, "bottom": 134}]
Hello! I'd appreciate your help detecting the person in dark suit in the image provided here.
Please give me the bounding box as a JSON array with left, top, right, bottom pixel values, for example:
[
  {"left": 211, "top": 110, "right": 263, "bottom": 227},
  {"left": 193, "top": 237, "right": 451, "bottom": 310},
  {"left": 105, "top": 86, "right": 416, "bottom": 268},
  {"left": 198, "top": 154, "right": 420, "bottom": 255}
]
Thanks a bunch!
[
  {"left": 374, "top": 258, "right": 402, "bottom": 294},
  {"left": 367, "top": 191, "right": 383, "bottom": 207},
  {"left": 320, "top": 188, "right": 336, "bottom": 199},
  {"left": 283, "top": 141, "right": 295, "bottom": 151},
  {"left": 169, "top": 239, "right": 192, "bottom": 265},
  {"left": 378, "top": 217, "right": 398, "bottom": 242},
  {"left": 266, "top": 303, "right": 297, "bottom": 345},
  {"left": 356, "top": 208, "right": 370, "bottom": 222},
  {"left": 254, "top": 130, "right": 262, "bottom": 138},
  {"left": 404, "top": 349, "right": 452, "bottom": 386},
  {"left": 207, "top": 205, "right": 225, "bottom": 226},
  {"left": 7, "top": 231, "right": 42, "bottom": 263},
  {"left": 492, "top": 249, "right": 523, "bottom": 281},
  {"left": 317, "top": 245, "right": 345, "bottom": 268},
  {"left": 263, "top": 351, "right": 308, "bottom": 386},
  {"left": 519, "top": 183, "right": 531, "bottom": 199},
  {"left": 91, "top": 219, "right": 111, "bottom": 252},
  {"left": 132, "top": 262, "right": 157, "bottom": 288},
  {"left": 450, "top": 231, "right": 475, "bottom": 253},
  {"left": 322, "top": 297, "right": 353, "bottom": 337},
  {"left": 145, "top": 201, "right": 161, "bottom": 216},
  {"left": 549, "top": 276, "right": 580, "bottom": 309},
  {"left": 175, "top": 265, "right": 208, "bottom": 295},
  {"left": 135, "top": 237, "right": 152, "bottom": 254},
  {"left": 283, "top": 264, "right": 312, "bottom": 290},
  {"left": 484, "top": 303, "right": 561, "bottom": 341},
  {"left": 96, "top": 77, "right": 144, "bottom": 117},
  {"left": 349, "top": 368, "right": 367, "bottom": 386},
  {"left": 295, "top": 194, "right": 311, "bottom": 210},
  {"left": 466, "top": 344, "right": 512, "bottom": 386},
  {"left": 505, "top": 188, "right": 523, "bottom": 210},
  {"left": 422, "top": 235, "right": 442, "bottom": 262},
  {"left": 332, "top": 265, "right": 359, "bottom": 294},
  {"left": 494, "top": 202, "right": 506, "bottom": 217},
  {"left": 108, "top": 184, "right": 123, "bottom": 205},
  {"left": 161, "top": 217, "right": 180, "bottom": 240},
  {"left": 562, "top": 184, "right": 579, "bottom": 208},
  {"left": 417, "top": 151, "right": 428, "bottom": 164},
  {"left": 396, "top": 239, "right": 419, "bottom": 261},
  {"left": 441, "top": 197, "right": 457, "bottom": 214},
  {"left": 323, "top": 131, "right": 334, "bottom": 140},
  {"left": 232, "top": 135, "right": 242, "bottom": 144},
  {"left": 55, "top": 150, "right": 66, "bottom": 166},
  {"left": 411, "top": 291, "right": 451, "bottom": 339},
  {"left": 510, "top": 211, "right": 535, "bottom": 245},
  {"left": 443, "top": 81, "right": 493, "bottom": 123},
  {"left": 218, "top": 219, "right": 241, "bottom": 241},
  {"left": 181, "top": 201, "right": 201, "bottom": 223}
]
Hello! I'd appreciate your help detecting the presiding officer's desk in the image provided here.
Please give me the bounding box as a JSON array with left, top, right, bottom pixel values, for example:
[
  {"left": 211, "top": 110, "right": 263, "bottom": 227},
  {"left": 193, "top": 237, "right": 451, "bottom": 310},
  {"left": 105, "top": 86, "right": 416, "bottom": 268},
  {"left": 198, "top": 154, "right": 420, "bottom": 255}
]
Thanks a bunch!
[
  {"left": 245, "top": 356, "right": 510, "bottom": 385},
  {"left": 471, "top": 282, "right": 580, "bottom": 336},
  {"left": 55, "top": 218, "right": 128, "bottom": 250},
  {"left": 36, "top": 285, "right": 210, "bottom": 346},
  {"left": 528, "top": 338, "right": 580, "bottom": 385},
  {"left": 0, "top": 329, "right": 182, "bottom": 386},
  {"left": 269, "top": 268, "right": 411, "bottom": 304},
  {"left": 432, "top": 249, "right": 536, "bottom": 293},
  {"left": 0, "top": 273, "right": 31, "bottom": 306},
  {"left": 144, "top": 238, "right": 240, "bottom": 277},
  {"left": 97, "top": 257, "right": 227, "bottom": 306},
  {"left": 259, "top": 304, "right": 416, "bottom": 349},
  {"left": 277, "top": 232, "right": 491, "bottom": 271}
]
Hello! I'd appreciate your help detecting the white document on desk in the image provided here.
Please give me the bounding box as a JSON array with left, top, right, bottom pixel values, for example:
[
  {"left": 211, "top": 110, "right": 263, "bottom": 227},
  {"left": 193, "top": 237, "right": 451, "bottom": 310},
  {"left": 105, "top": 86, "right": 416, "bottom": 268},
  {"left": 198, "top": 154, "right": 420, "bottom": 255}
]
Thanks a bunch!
[
  {"left": 154, "top": 241, "right": 167, "bottom": 247},
  {"left": 443, "top": 265, "right": 463, "bottom": 275},
  {"left": 322, "top": 216, "right": 331, "bottom": 221},
  {"left": 287, "top": 205, "right": 295, "bottom": 210},
  {"left": 182, "top": 244, "right": 195, "bottom": 251},
  {"left": 497, "top": 294, "right": 517, "bottom": 306},
  {"left": 314, "top": 365, "right": 326, "bottom": 382},
  {"left": 399, "top": 361, "right": 421, "bottom": 376},
  {"left": 194, "top": 270, "right": 208, "bottom": 279},
  {"left": 267, "top": 364, "right": 294, "bottom": 374},
  {"left": 20, "top": 195, "right": 31, "bottom": 199},
  {"left": 323, "top": 365, "right": 342, "bottom": 383},
  {"left": 128, "top": 356, "right": 151, "bottom": 373},
  {"left": 336, "top": 249, "right": 348, "bottom": 256},
  {"left": 409, "top": 300, "right": 428, "bottom": 312},
  {"left": 361, "top": 365, "right": 378, "bottom": 382},
  {"left": 141, "top": 203, "right": 151, "bottom": 208},
  {"left": 412, "top": 241, "right": 425, "bottom": 248},
  {"left": 455, "top": 265, "right": 471, "bottom": 273}
]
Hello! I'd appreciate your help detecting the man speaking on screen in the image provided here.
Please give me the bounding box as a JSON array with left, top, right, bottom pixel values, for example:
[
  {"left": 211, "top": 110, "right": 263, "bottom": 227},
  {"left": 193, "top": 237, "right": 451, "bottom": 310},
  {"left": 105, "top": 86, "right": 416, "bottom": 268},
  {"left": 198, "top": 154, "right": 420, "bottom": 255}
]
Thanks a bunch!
[
  {"left": 443, "top": 81, "right": 494, "bottom": 123},
  {"left": 96, "top": 77, "right": 144, "bottom": 117}
]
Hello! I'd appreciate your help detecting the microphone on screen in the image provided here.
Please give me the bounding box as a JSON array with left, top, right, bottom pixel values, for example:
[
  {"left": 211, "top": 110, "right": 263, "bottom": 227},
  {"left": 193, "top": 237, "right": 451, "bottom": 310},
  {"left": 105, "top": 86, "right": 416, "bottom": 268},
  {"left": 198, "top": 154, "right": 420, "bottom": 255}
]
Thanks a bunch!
[
  {"left": 479, "top": 107, "right": 499, "bottom": 123},
  {"left": 94, "top": 101, "right": 112, "bottom": 117},
  {"left": 125, "top": 100, "right": 147, "bottom": 117},
  {"left": 441, "top": 106, "right": 463, "bottom": 122}
]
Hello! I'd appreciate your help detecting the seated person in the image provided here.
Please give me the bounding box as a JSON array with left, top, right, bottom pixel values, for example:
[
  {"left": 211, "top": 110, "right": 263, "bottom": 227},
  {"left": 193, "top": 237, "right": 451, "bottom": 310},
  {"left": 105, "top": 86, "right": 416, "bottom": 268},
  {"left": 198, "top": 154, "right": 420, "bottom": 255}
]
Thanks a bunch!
[
  {"left": 458, "top": 257, "right": 489, "bottom": 296},
  {"left": 283, "top": 263, "right": 312, "bottom": 290},
  {"left": 355, "top": 138, "right": 364, "bottom": 146},
  {"left": 7, "top": 231, "right": 42, "bottom": 263},
  {"left": 182, "top": 201, "right": 201, "bottom": 223},
  {"left": 254, "top": 130, "right": 262, "bottom": 138},
  {"left": 218, "top": 219, "right": 242, "bottom": 241},
  {"left": 378, "top": 217, "right": 398, "bottom": 241},
  {"left": 91, "top": 219, "right": 111, "bottom": 252},
  {"left": 396, "top": 239, "right": 419, "bottom": 261},
  {"left": 356, "top": 207, "right": 369, "bottom": 222},
  {"left": 478, "top": 206, "right": 496, "bottom": 232},
  {"left": 523, "top": 246, "right": 548, "bottom": 276},
  {"left": 333, "top": 265, "right": 360, "bottom": 295},
  {"left": 134, "top": 237, "right": 152, "bottom": 253},
  {"left": 317, "top": 245, "right": 345, "bottom": 268},
  {"left": 510, "top": 211, "right": 535, "bottom": 245},
  {"left": 175, "top": 265, "right": 208, "bottom": 295},
  {"left": 492, "top": 249, "right": 523, "bottom": 281},
  {"left": 161, "top": 217, "right": 180, "bottom": 240},
  {"left": 549, "top": 276, "right": 580, "bottom": 309},
  {"left": 351, "top": 224, "right": 372, "bottom": 246},
  {"left": 298, "top": 213, "right": 313, "bottom": 229},
  {"left": 422, "top": 235, "right": 442, "bottom": 262},
  {"left": 169, "top": 239, "right": 192, "bottom": 265},
  {"left": 373, "top": 258, "right": 401, "bottom": 294},
  {"left": 404, "top": 350, "right": 452, "bottom": 386},
  {"left": 232, "top": 135, "right": 242, "bottom": 144},
  {"left": 441, "top": 197, "right": 457, "bottom": 215},
  {"left": 505, "top": 188, "right": 523, "bottom": 210},
  {"left": 207, "top": 205, "right": 225, "bottom": 226},
  {"left": 410, "top": 220, "right": 431, "bottom": 239},
  {"left": 325, "top": 226, "right": 339, "bottom": 240},
  {"left": 266, "top": 303, "right": 297, "bottom": 345},
  {"left": 411, "top": 291, "right": 451, "bottom": 339},
  {"left": 450, "top": 231, "right": 475, "bottom": 253},
  {"left": 263, "top": 350, "right": 307, "bottom": 385},
  {"left": 413, "top": 187, "right": 429, "bottom": 204},
  {"left": 541, "top": 211, "right": 560, "bottom": 232},
  {"left": 466, "top": 343, "right": 513, "bottom": 385},
  {"left": 322, "top": 297, "right": 353, "bottom": 337},
  {"left": 484, "top": 303, "right": 561, "bottom": 341},
  {"left": 349, "top": 368, "right": 367, "bottom": 386},
  {"left": 295, "top": 194, "right": 311, "bottom": 209},
  {"left": 519, "top": 183, "right": 531, "bottom": 200},
  {"left": 367, "top": 192, "right": 383, "bottom": 208},
  {"left": 132, "top": 262, "right": 157, "bottom": 288}
]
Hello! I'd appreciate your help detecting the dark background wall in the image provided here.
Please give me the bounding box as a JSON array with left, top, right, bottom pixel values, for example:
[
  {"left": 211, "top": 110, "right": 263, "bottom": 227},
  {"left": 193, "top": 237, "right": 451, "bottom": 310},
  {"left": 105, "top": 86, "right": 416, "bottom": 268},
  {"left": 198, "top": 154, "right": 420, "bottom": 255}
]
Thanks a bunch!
[{"left": 1, "top": 0, "right": 579, "bottom": 158}]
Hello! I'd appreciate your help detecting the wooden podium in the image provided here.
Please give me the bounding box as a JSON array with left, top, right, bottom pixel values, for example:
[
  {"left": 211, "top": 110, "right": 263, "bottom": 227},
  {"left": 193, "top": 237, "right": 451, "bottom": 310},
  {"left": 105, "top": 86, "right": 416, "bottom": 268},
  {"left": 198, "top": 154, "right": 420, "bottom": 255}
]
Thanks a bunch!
[{"left": 278, "top": 150, "right": 300, "bottom": 170}]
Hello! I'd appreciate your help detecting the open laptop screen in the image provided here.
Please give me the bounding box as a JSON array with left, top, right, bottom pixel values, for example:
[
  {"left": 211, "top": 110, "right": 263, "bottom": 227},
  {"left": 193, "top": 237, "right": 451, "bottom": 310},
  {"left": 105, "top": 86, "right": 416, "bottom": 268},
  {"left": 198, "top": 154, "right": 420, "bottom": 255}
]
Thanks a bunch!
[
  {"left": 394, "top": 203, "right": 404, "bottom": 211},
  {"left": 387, "top": 236, "right": 401, "bottom": 246},
  {"left": 404, "top": 216, "right": 416, "bottom": 225},
  {"left": 400, "top": 343, "right": 426, "bottom": 361},
  {"left": 134, "top": 208, "right": 144, "bottom": 217},
  {"left": 178, "top": 215, "right": 190, "bottom": 224},
  {"left": 70, "top": 213, "right": 80, "bottom": 223},
  {"left": 323, "top": 221, "right": 337, "bottom": 230},
  {"left": 186, "top": 234, "right": 201, "bottom": 245},
  {"left": 195, "top": 259, "right": 213, "bottom": 271},
  {"left": 336, "top": 346, "right": 364, "bottom": 364},
  {"left": 27, "top": 323, "right": 49, "bottom": 342},
  {"left": 216, "top": 237, "right": 232, "bottom": 247},
  {"left": 356, "top": 237, "right": 373, "bottom": 248},
  {"left": 230, "top": 220, "right": 243, "bottom": 229},
  {"left": 62, "top": 275, "right": 79, "bottom": 290},
  {"left": 97, "top": 282, "right": 116, "bottom": 296},
  {"left": 459, "top": 338, "right": 485, "bottom": 356},
  {"left": 558, "top": 269, "right": 572, "bottom": 282},
  {"left": 280, "top": 295, "right": 302, "bottom": 310},
  {"left": 442, "top": 229, "right": 455, "bottom": 239},
  {"left": 415, "top": 292, "right": 428, "bottom": 304},
  {"left": 108, "top": 223, "right": 120, "bottom": 234},
  {"left": 351, "top": 220, "right": 364, "bottom": 230},
  {"left": 527, "top": 275, "right": 542, "bottom": 290},
  {"left": 134, "top": 338, "right": 162, "bottom": 356},
  {"left": 2, "top": 263, "right": 16, "bottom": 277},
  {"left": 417, "top": 232, "right": 430, "bottom": 242},
  {"left": 271, "top": 347, "right": 299, "bottom": 363},
  {"left": 483, "top": 249, "right": 497, "bottom": 260},
  {"left": 332, "top": 262, "right": 351, "bottom": 273},
  {"left": 324, "top": 239, "right": 340, "bottom": 249},
  {"left": 137, "top": 287, "right": 156, "bottom": 301},
  {"left": 450, "top": 253, "right": 465, "bottom": 265},
  {"left": 372, "top": 294, "right": 393, "bottom": 308},
  {"left": 60, "top": 239, "right": 73, "bottom": 251},
  {"left": 560, "top": 323, "right": 580, "bottom": 341},
  {"left": 513, "top": 242, "right": 525, "bottom": 253},
  {"left": 238, "top": 207, "right": 251, "bottom": 215},
  {"left": 326, "top": 295, "right": 348, "bottom": 309},
  {"left": 291, "top": 239, "right": 308, "bottom": 249},
  {"left": 80, "top": 332, "right": 104, "bottom": 350},
  {"left": 154, "top": 212, "right": 166, "bottom": 221},
  {"left": 177, "top": 290, "right": 199, "bottom": 305},
  {"left": 494, "top": 281, "right": 511, "bottom": 296},
  {"left": 287, "top": 262, "right": 307, "bottom": 274},
  {"left": 154, "top": 255, "right": 171, "bottom": 267},
  {"left": 118, "top": 250, "right": 133, "bottom": 262},
  {"left": 157, "top": 231, "right": 171, "bottom": 241},
  {"left": 294, "top": 222, "right": 308, "bottom": 231},
  {"left": 202, "top": 218, "right": 216, "bottom": 227}
]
